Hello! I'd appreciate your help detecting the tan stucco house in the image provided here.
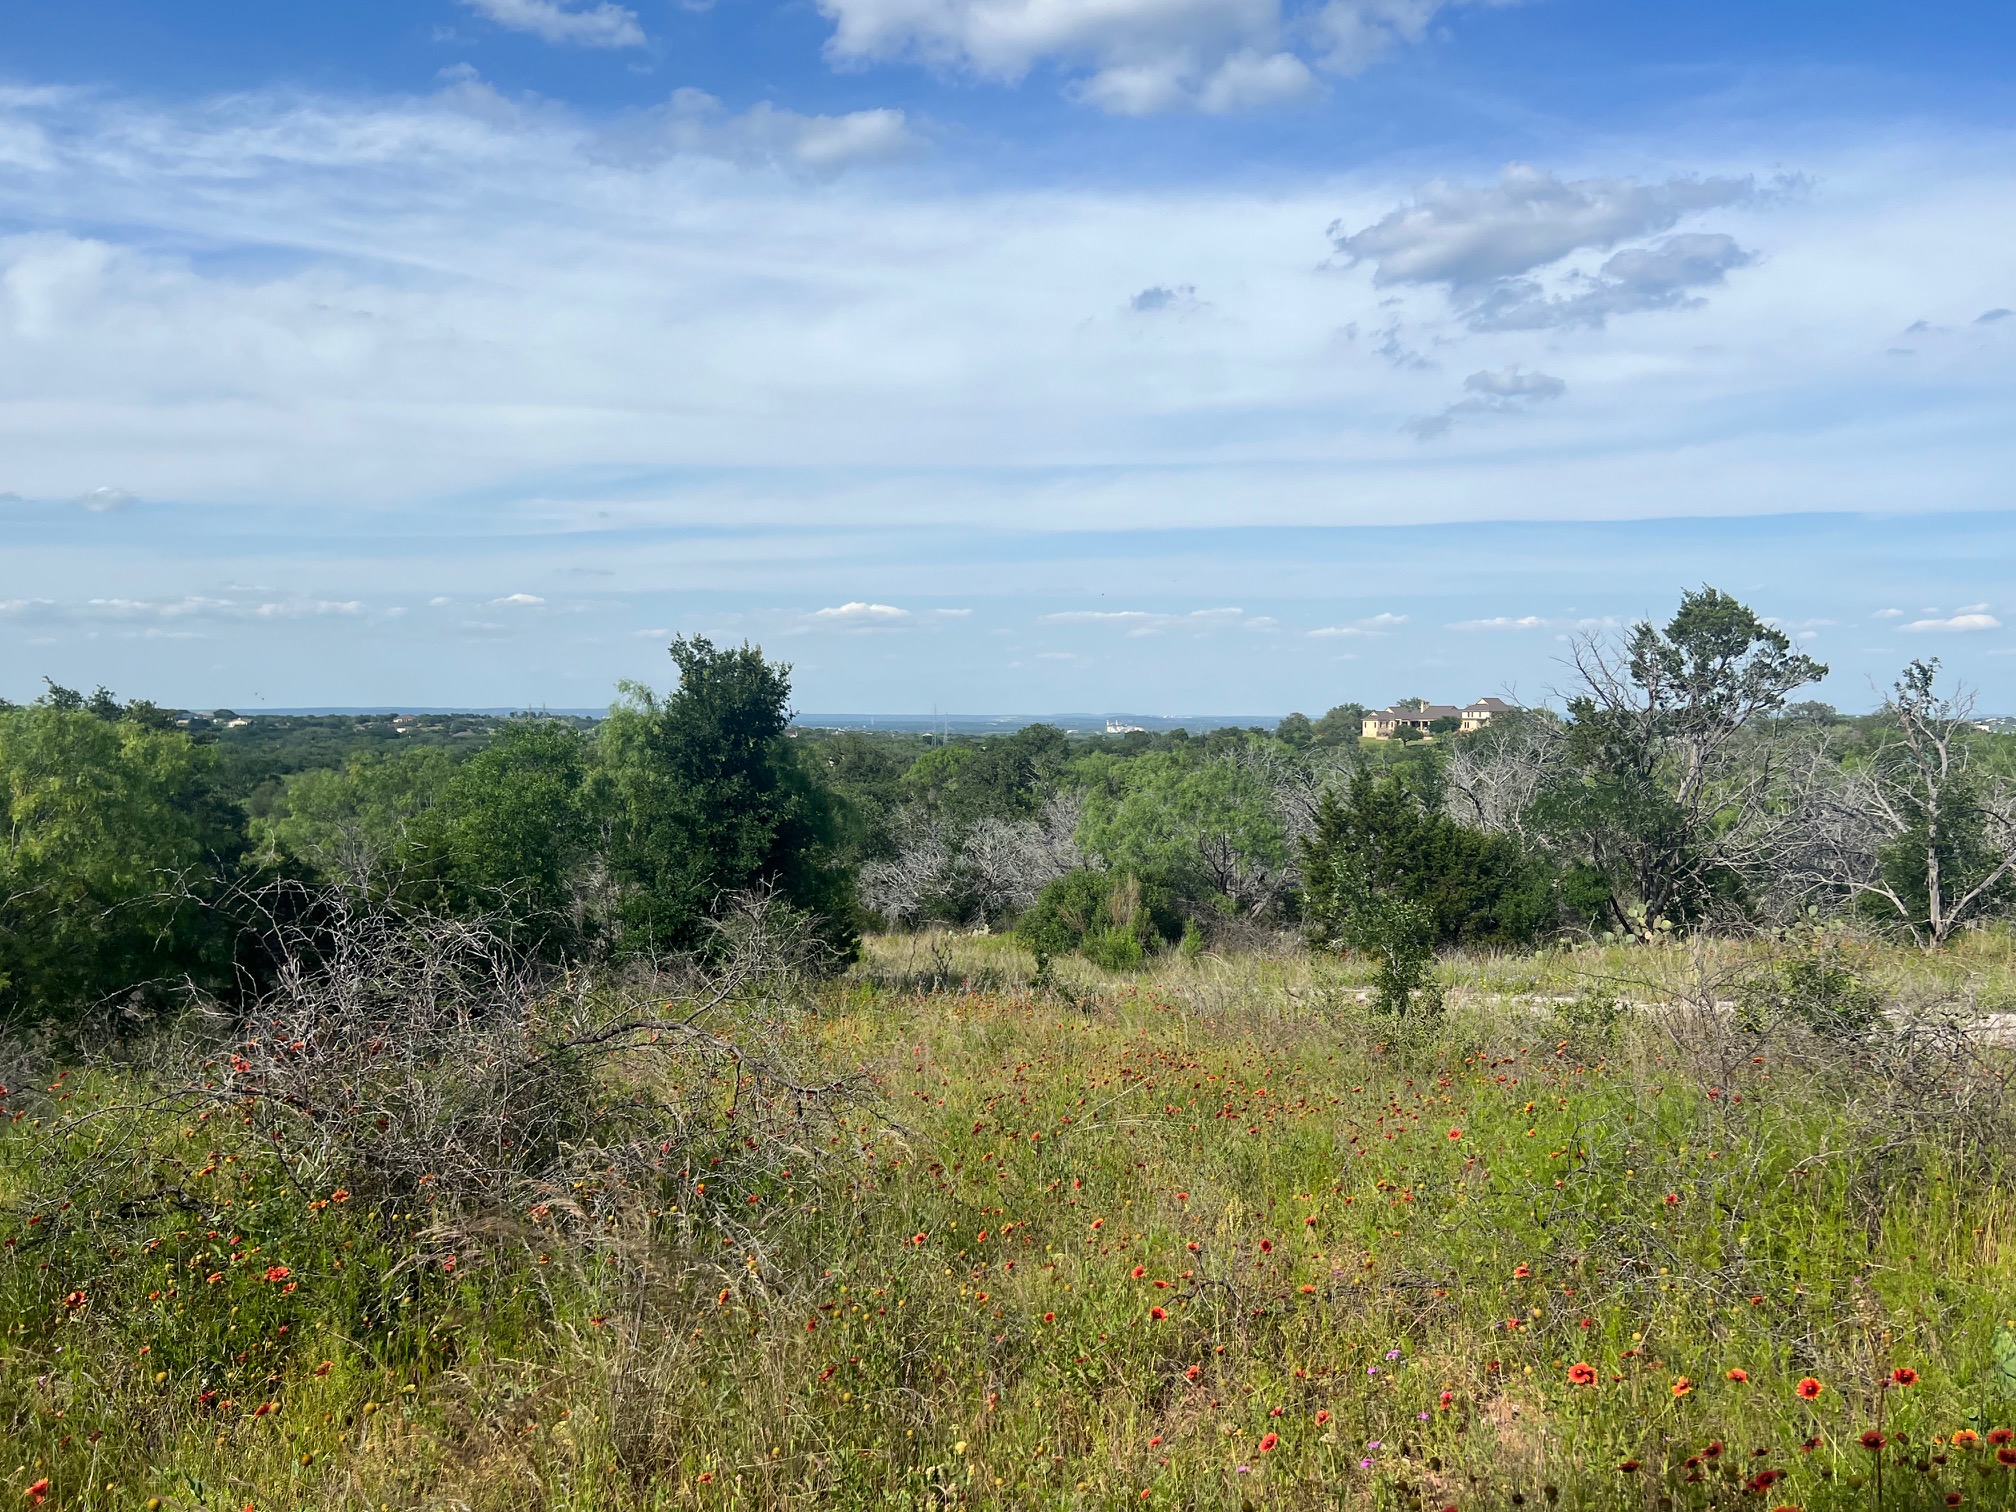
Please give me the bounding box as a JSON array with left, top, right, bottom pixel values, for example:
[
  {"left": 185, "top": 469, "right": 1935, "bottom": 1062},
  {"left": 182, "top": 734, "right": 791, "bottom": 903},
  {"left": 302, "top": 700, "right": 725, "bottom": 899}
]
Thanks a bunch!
[{"left": 1360, "top": 696, "right": 1514, "bottom": 740}]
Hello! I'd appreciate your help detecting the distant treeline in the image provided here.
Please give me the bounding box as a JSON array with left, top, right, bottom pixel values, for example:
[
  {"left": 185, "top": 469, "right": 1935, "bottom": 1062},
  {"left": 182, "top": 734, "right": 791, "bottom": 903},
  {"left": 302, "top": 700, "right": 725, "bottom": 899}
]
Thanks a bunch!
[{"left": 3, "top": 588, "right": 2013, "bottom": 1020}]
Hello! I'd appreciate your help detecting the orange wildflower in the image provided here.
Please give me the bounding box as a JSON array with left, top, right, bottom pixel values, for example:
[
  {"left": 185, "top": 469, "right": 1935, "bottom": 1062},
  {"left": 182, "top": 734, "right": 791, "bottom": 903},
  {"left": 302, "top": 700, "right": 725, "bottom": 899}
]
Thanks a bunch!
[{"left": 1795, "top": 1377, "right": 1823, "bottom": 1400}]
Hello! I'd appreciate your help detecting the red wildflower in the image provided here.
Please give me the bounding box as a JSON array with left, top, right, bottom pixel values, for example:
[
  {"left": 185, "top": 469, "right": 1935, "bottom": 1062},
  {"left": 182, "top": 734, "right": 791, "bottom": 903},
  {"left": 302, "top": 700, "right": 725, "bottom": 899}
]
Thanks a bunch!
[
  {"left": 1259, "top": 1239, "right": 1272, "bottom": 1254},
  {"left": 313, "top": 1360, "right": 333, "bottom": 1376},
  {"left": 263, "top": 1266, "right": 291, "bottom": 1283},
  {"left": 1567, "top": 1362, "right": 1597, "bottom": 1386},
  {"left": 1990, "top": 1429, "right": 2014, "bottom": 1446},
  {"left": 1860, "top": 1430, "right": 1886, "bottom": 1451},
  {"left": 2000, "top": 1448, "right": 2016, "bottom": 1468},
  {"left": 1892, "top": 1367, "right": 1919, "bottom": 1387},
  {"left": 1954, "top": 1430, "right": 1980, "bottom": 1447},
  {"left": 1704, "top": 1441, "right": 1724, "bottom": 1458},
  {"left": 1438, "top": 1391, "right": 1454, "bottom": 1410},
  {"left": 1150, "top": 1306, "right": 1168, "bottom": 1321},
  {"left": 25, "top": 1481, "right": 50, "bottom": 1506},
  {"left": 1185, "top": 1364, "right": 1202, "bottom": 1382},
  {"left": 1947, "top": 1494, "right": 1965, "bottom": 1506},
  {"left": 1131, "top": 1266, "right": 1146, "bottom": 1279},
  {"left": 1257, "top": 1432, "right": 1278, "bottom": 1453},
  {"left": 1664, "top": 1193, "right": 1680, "bottom": 1206},
  {"left": 1726, "top": 1368, "right": 1749, "bottom": 1382},
  {"left": 1447, "top": 1128, "right": 1463, "bottom": 1140},
  {"left": 1043, "top": 1311, "right": 1056, "bottom": 1323},
  {"left": 1672, "top": 1377, "right": 1694, "bottom": 1398},
  {"left": 1176, "top": 1191, "right": 1188, "bottom": 1200},
  {"left": 1315, "top": 1409, "right": 1331, "bottom": 1425},
  {"left": 1618, "top": 1459, "right": 1640, "bottom": 1472},
  {"left": 1513, "top": 1264, "right": 1531, "bottom": 1279},
  {"left": 1796, "top": 1376, "right": 1824, "bottom": 1400},
  {"left": 61, "top": 1291, "right": 86, "bottom": 1311}
]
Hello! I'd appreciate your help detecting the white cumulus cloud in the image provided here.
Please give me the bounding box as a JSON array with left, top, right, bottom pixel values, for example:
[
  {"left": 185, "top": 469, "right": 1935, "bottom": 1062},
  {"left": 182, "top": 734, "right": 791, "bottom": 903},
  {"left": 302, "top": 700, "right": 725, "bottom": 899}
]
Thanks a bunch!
[
  {"left": 1331, "top": 164, "right": 1759, "bottom": 329},
  {"left": 816, "top": 601, "right": 911, "bottom": 620},
  {"left": 816, "top": 0, "right": 1487, "bottom": 113},
  {"left": 1901, "top": 612, "right": 2001, "bottom": 632}
]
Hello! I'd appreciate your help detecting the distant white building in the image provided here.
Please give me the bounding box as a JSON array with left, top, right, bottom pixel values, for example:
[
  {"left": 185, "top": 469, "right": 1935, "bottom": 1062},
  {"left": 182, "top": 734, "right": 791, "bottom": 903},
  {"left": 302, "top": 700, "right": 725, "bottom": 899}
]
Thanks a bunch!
[
  {"left": 1361, "top": 697, "right": 1514, "bottom": 740},
  {"left": 1105, "top": 719, "right": 1146, "bottom": 734}
]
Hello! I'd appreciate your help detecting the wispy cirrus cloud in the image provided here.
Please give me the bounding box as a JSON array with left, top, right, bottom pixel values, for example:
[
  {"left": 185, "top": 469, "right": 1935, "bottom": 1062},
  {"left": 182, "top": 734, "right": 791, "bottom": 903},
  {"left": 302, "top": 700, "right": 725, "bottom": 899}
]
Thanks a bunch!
[
  {"left": 631, "top": 89, "right": 919, "bottom": 175},
  {"left": 1407, "top": 366, "right": 1564, "bottom": 439},
  {"left": 457, "top": 0, "right": 645, "bottom": 48},
  {"left": 1307, "top": 611, "right": 1407, "bottom": 637},
  {"left": 1446, "top": 613, "right": 1622, "bottom": 632},
  {"left": 1043, "top": 607, "right": 1277, "bottom": 637}
]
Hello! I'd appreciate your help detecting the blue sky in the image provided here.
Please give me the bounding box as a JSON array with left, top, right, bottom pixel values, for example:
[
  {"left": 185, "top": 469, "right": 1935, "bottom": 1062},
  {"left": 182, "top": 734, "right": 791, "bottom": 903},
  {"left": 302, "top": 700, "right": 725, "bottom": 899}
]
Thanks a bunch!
[{"left": 2, "top": 1, "right": 2014, "bottom": 715}]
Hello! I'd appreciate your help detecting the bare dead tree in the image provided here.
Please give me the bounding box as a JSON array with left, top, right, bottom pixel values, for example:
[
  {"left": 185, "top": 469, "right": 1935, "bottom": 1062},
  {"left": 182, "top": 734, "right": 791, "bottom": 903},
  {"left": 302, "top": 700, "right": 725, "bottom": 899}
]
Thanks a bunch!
[
  {"left": 862, "top": 796, "right": 1084, "bottom": 929},
  {"left": 1780, "top": 661, "right": 2016, "bottom": 948},
  {"left": 858, "top": 818, "right": 957, "bottom": 926},
  {"left": 1444, "top": 708, "right": 1559, "bottom": 839},
  {"left": 962, "top": 793, "right": 1085, "bottom": 925}
]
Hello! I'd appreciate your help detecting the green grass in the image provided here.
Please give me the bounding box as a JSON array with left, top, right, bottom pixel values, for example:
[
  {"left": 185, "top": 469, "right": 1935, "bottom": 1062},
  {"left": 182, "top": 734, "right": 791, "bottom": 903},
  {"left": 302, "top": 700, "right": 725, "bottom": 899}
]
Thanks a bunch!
[{"left": 6, "top": 935, "right": 2016, "bottom": 1508}]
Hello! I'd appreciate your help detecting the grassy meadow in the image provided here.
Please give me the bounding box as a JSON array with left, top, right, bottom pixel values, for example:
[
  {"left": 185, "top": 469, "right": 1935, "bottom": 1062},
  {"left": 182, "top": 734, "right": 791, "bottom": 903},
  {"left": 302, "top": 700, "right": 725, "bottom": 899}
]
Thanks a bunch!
[{"left": 7, "top": 930, "right": 2016, "bottom": 1510}]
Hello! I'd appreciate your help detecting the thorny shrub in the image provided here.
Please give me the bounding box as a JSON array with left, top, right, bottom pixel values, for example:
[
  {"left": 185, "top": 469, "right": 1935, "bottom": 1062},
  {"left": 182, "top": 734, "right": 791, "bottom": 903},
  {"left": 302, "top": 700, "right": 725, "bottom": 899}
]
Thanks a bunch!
[{"left": 18, "top": 882, "right": 861, "bottom": 1260}]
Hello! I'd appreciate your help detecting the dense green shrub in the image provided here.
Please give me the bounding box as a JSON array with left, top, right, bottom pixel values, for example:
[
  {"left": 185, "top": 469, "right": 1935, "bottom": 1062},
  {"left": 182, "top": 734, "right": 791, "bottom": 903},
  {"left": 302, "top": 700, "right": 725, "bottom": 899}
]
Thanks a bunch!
[
  {"left": 1302, "top": 764, "right": 1556, "bottom": 953},
  {"left": 1018, "top": 868, "right": 1177, "bottom": 970},
  {"left": 0, "top": 702, "right": 244, "bottom": 1018}
]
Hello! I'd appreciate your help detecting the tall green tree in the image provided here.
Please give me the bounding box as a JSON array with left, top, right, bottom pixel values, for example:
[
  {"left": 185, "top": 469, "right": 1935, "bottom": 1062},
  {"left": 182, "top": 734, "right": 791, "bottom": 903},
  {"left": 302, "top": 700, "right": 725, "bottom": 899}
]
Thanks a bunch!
[
  {"left": 1531, "top": 587, "right": 1825, "bottom": 937},
  {"left": 597, "top": 637, "right": 855, "bottom": 958}
]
